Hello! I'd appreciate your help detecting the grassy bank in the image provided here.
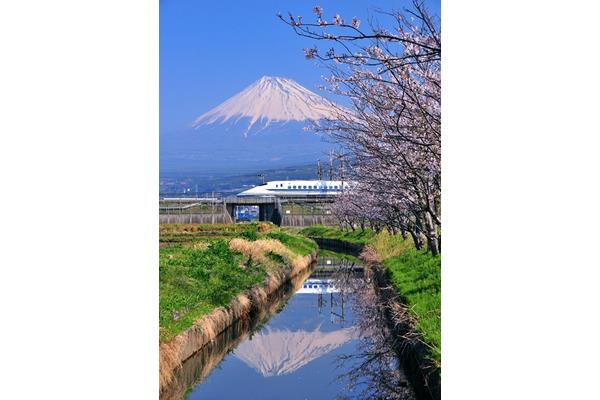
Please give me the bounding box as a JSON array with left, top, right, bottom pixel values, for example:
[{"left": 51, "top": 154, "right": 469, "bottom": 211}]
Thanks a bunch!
[
  {"left": 317, "top": 249, "right": 361, "bottom": 264},
  {"left": 297, "top": 225, "right": 376, "bottom": 245},
  {"left": 160, "top": 223, "right": 316, "bottom": 343},
  {"left": 298, "top": 226, "right": 441, "bottom": 366},
  {"left": 385, "top": 249, "right": 441, "bottom": 364}
]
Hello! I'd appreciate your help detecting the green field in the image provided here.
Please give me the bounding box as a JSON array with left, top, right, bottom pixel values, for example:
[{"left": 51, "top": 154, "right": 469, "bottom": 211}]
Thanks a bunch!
[
  {"left": 159, "top": 223, "right": 316, "bottom": 343},
  {"left": 297, "top": 225, "right": 376, "bottom": 245},
  {"left": 317, "top": 249, "right": 361, "bottom": 264}
]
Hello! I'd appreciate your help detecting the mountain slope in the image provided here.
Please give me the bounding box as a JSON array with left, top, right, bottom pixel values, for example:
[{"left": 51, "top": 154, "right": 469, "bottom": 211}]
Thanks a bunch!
[
  {"left": 234, "top": 327, "right": 357, "bottom": 377},
  {"left": 160, "top": 76, "right": 344, "bottom": 173},
  {"left": 192, "top": 76, "right": 339, "bottom": 133}
]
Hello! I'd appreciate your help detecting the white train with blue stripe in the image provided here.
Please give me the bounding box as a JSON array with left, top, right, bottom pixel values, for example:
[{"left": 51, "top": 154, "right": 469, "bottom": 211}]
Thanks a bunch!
[{"left": 237, "top": 180, "right": 351, "bottom": 197}]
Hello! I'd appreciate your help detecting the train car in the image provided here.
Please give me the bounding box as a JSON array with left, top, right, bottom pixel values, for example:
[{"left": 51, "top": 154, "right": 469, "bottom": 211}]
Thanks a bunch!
[
  {"left": 237, "top": 180, "right": 351, "bottom": 197},
  {"left": 296, "top": 278, "right": 339, "bottom": 294}
]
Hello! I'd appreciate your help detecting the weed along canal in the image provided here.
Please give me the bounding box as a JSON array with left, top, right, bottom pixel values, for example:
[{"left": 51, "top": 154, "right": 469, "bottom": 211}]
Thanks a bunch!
[{"left": 161, "top": 251, "right": 417, "bottom": 400}]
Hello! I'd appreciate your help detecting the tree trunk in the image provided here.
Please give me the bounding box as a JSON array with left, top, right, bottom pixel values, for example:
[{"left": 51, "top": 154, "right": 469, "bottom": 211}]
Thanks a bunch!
[
  {"left": 401, "top": 230, "right": 408, "bottom": 240},
  {"left": 424, "top": 211, "right": 439, "bottom": 256},
  {"left": 410, "top": 229, "right": 422, "bottom": 250}
]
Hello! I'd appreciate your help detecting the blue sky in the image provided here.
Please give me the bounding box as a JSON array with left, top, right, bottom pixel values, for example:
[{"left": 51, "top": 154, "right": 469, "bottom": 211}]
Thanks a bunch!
[{"left": 160, "top": 0, "right": 440, "bottom": 136}]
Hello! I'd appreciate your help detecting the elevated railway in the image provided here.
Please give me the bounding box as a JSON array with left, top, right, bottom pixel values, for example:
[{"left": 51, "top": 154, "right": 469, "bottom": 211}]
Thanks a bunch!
[
  {"left": 159, "top": 195, "right": 336, "bottom": 226},
  {"left": 159, "top": 179, "right": 344, "bottom": 226}
]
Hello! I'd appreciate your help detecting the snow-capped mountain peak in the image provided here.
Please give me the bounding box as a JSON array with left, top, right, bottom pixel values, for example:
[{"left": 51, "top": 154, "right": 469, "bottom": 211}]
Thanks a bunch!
[{"left": 192, "top": 76, "right": 339, "bottom": 131}]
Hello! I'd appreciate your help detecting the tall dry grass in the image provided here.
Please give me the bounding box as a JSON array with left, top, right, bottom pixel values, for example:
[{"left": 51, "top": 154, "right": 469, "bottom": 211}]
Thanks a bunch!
[
  {"left": 370, "top": 230, "right": 414, "bottom": 260},
  {"left": 256, "top": 222, "right": 276, "bottom": 233},
  {"left": 229, "top": 238, "right": 298, "bottom": 268},
  {"left": 182, "top": 241, "right": 209, "bottom": 250},
  {"left": 360, "top": 245, "right": 382, "bottom": 264}
]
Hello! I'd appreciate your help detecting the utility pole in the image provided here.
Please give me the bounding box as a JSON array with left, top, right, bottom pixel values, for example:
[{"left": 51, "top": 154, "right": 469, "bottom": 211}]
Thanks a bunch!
[
  {"left": 339, "top": 153, "right": 345, "bottom": 192},
  {"left": 328, "top": 151, "right": 334, "bottom": 181},
  {"left": 317, "top": 160, "right": 323, "bottom": 180},
  {"left": 257, "top": 173, "right": 265, "bottom": 184}
]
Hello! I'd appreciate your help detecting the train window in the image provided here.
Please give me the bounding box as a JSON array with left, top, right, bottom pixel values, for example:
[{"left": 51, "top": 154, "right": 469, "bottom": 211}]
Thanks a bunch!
[
  {"left": 335, "top": 185, "right": 339, "bottom": 189},
  {"left": 303, "top": 185, "right": 307, "bottom": 189},
  {"left": 293, "top": 186, "right": 296, "bottom": 189},
  {"left": 287, "top": 186, "right": 291, "bottom": 189}
]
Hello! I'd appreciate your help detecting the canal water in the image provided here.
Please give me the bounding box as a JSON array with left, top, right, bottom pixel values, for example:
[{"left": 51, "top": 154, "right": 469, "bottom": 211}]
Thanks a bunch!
[{"left": 164, "top": 253, "right": 416, "bottom": 400}]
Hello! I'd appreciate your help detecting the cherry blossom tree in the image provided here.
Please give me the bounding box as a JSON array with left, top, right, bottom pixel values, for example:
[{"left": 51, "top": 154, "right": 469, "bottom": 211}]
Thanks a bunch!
[{"left": 280, "top": 1, "right": 441, "bottom": 255}]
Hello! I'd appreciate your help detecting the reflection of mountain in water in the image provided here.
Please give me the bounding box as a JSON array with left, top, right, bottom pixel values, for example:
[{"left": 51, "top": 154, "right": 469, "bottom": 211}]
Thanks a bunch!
[{"left": 234, "top": 326, "right": 358, "bottom": 377}]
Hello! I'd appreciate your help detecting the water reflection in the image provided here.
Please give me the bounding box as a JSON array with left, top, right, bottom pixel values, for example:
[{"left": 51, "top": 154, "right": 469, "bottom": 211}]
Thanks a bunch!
[
  {"left": 298, "top": 278, "right": 339, "bottom": 293},
  {"left": 235, "top": 326, "right": 358, "bottom": 377},
  {"left": 166, "top": 254, "right": 416, "bottom": 400},
  {"left": 159, "top": 268, "right": 312, "bottom": 400},
  {"left": 331, "top": 262, "right": 416, "bottom": 400}
]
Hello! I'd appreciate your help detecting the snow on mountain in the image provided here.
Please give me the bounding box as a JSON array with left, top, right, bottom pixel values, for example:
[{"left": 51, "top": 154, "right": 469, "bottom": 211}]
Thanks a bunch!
[
  {"left": 233, "top": 326, "right": 358, "bottom": 377},
  {"left": 161, "top": 76, "right": 346, "bottom": 172},
  {"left": 192, "top": 76, "right": 340, "bottom": 132}
]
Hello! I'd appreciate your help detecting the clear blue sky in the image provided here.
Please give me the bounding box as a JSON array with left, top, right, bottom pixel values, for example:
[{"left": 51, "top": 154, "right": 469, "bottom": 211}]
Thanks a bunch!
[{"left": 160, "top": 0, "right": 440, "bottom": 136}]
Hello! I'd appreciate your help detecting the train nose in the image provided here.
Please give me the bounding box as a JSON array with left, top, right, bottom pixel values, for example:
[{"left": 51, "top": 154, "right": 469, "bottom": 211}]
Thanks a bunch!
[{"left": 238, "top": 186, "right": 266, "bottom": 196}]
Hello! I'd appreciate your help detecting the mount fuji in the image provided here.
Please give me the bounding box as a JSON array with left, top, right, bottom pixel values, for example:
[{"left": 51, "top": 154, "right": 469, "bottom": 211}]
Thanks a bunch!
[{"left": 160, "top": 76, "right": 343, "bottom": 174}]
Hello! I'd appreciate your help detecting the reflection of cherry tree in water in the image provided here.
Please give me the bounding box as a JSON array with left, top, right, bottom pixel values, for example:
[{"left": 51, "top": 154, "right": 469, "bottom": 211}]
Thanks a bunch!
[{"left": 332, "top": 260, "right": 416, "bottom": 400}]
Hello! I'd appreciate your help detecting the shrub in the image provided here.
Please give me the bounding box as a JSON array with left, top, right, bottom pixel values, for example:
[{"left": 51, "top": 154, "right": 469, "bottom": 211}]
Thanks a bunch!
[{"left": 240, "top": 229, "right": 258, "bottom": 241}]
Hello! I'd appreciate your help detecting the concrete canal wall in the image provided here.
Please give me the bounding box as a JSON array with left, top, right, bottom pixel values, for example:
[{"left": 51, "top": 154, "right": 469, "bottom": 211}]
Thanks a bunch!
[
  {"left": 159, "top": 251, "right": 317, "bottom": 394},
  {"left": 305, "top": 236, "right": 441, "bottom": 400}
]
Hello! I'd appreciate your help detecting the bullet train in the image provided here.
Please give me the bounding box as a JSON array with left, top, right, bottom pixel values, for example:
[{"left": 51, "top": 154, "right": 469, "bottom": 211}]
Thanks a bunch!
[
  {"left": 237, "top": 180, "right": 352, "bottom": 197},
  {"left": 297, "top": 278, "right": 340, "bottom": 294}
]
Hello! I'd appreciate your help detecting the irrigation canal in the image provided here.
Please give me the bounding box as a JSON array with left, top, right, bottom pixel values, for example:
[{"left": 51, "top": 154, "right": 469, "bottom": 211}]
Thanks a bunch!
[{"left": 161, "top": 253, "right": 417, "bottom": 400}]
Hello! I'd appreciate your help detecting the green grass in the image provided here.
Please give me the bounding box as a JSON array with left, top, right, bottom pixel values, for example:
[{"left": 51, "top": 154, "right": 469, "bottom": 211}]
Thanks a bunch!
[
  {"left": 370, "top": 230, "right": 415, "bottom": 259},
  {"left": 298, "top": 225, "right": 376, "bottom": 245},
  {"left": 159, "top": 224, "right": 316, "bottom": 343},
  {"left": 265, "top": 231, "right": 317, "bottom": 256},
  {"left": 317, "top": 249, "right": 361, "bottom": 264},
  {"left": 385, "top": 250, "right": 441, "bottom": 365},
  {"left": 159, "top": 240, "right": 266, "bottom": 342},
  {"left": 297, "top": 225, "right": 441, "bottom": 366}
]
